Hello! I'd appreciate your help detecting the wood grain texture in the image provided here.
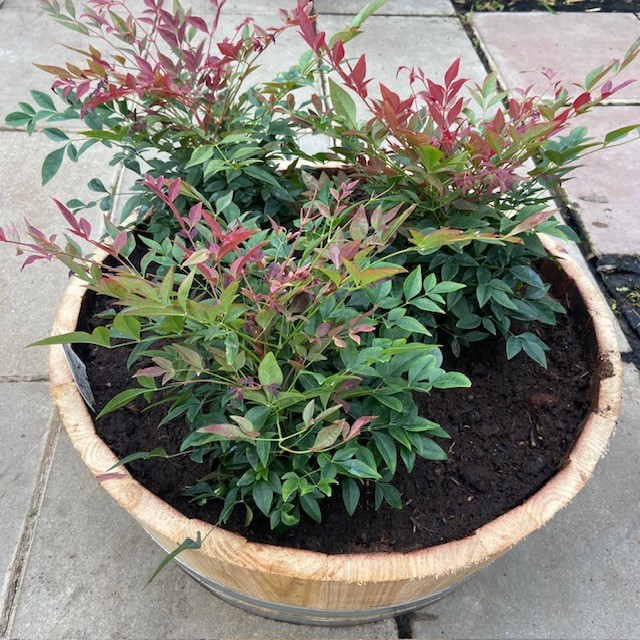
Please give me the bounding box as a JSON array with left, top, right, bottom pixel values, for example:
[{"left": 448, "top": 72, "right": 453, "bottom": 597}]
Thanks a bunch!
[{"left": 47, "top": 239, "right": 622, "bottom": 612}]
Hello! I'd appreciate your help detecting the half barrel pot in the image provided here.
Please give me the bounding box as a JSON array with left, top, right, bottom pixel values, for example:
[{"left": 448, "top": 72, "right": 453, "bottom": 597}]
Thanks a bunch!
[{"left": 48, "top": 236, "right": 622, "bottom": 625}]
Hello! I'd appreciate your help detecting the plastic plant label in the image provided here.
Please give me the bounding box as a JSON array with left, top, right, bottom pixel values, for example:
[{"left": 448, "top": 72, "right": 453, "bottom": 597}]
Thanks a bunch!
[{"left": 62, "top": 343, "right": 96, "bottom": 412}]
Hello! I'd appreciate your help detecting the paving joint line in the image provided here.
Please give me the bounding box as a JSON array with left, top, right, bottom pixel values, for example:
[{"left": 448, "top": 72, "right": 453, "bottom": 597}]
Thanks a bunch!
[
  {"left": 0, "top": 375, "right": 49, "bottom": 383},
  {"left": 0, "top": 414, "right": 62, "bottom": 639}
]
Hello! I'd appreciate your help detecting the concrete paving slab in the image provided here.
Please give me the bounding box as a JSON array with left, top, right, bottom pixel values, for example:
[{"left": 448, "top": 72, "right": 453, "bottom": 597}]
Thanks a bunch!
[
  {"left": 0, "top": 383, "right": 53, "bottom": 613},
  {"left": 314, "top": 0, "right": 455, "bottom": 15},
  {"left": 561, "top": 106, "right": 640, "bottom": 257},
  {"left": 0, "top": 8, "right": 89, "bottom": 127},
  {"left": 2, "top": 0, "right": 299, "bottom": 11},
  {"left": 0, "top": 132, "right": 120, "bottom": 378},
  {"left": 8, "top": 433, "right": 398, "bottom": 639},
  {"left": 317, "top": 14, "right": 487, "bottom": 97},
  {"left": 473, "top": 13, "right": 640, "bottom": 104},
  {"left": 411, "top": 362, "right": 640, "bottom": 639}
]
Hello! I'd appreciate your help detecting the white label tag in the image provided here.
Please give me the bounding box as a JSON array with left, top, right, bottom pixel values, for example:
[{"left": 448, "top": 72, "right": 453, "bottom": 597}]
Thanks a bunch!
[{"left": 61, "top": 343, "right": 96, "bottom": 412}]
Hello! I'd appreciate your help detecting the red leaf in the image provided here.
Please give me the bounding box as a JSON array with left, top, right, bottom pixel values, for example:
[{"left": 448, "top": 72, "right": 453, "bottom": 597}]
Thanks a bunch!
[
  {"left": 572, "top": 91, "right": 591, "bottom": 111},
  {"left": 113, "top": 230, "right": 128, "bottom": 254},
  {"left": 444, "top": 58, "right": 461, "bottom": 87},
  {"left": 167, "top": 178, "right": 182, "bottom": 203}
]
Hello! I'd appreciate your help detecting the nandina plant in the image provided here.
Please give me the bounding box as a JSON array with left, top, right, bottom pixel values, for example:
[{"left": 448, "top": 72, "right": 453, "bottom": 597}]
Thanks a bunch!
[
  {"left": 0, "top": 175, "right": 514, "bottom": 527},
  {"left": 287, "top": 9, "right": 640, "bottom": 360}
]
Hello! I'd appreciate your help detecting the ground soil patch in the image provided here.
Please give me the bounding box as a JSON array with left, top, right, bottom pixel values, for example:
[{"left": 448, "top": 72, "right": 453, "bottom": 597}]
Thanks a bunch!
[{"left": 76, "top": 289, "right": 595, "bottom": 554}]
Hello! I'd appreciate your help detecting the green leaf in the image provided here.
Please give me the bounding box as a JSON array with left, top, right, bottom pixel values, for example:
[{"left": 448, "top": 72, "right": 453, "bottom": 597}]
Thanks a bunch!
[
  {"left": 43, "top": 127, "right": 69, "bottom": 142},
  {"left": 372, "top": 431, "right": 397, "bottom": 474},
  {"left": 342, "top": 477, "right": 360, "bottom": 515},
  {"left": 604, "top": 124, "right": 640, "bottom": 144},
  {"left": 252, "top": 482, "right": 273, "bottom": 517},
  {"left": 336, "top": 458, "right": 381, "bottom": 479},
  {"left": 5, "top": 111, "right": 32, "bottom": 127},
  {"left": 456, "top": 314, "right": 482, "bottom": 330},
  {"left": 506, "top": 335, "right": 523, "bottom": 360},
  {"left": 30, "top": 327, "right": 110, "bottom": 348},
  {"left": 378, "top": 395, "right": 404, "bottom": 413},
  {"left": 510, "top": 265, "right": 544, "bottom": 288},
  {"left": 376, "top": 483, "right": 402, "bottom": 509},
  {"left": 258, "top": 352, "right": 283, "bottom": 387},
  {"left": 30, "top": 89, "right": 55, "bottom": 110},
  {"left": 185, "top": 146, "right": 214, "bottom": 169},
  {"left": 300, "top": 494, "right": 322, "bottom": 523},
  {"left": 403, "top": 266, "right": 422, "bottom": 301},
  {"left": 419, "top": 438, "right": 448, "bottom": 461},
  {"left": 109, "top": 447, "right": 169, "bottom": 470},
  {"left": 395, "top": 316, "right": 430, "bottom": 335},
  {"left": 520, "top": 332, "right": 549, "bottom": 368},
  {"left": 112, "top": 315, "right": 141, "bottom": 340},
  {"left": 328, "top": 77, "right": 357, "bottom": 126},
  {"left": 145, "top": 532, "right": 202, "bottom": 587},
  {"left": 431, "top": 281, "right": 466, "bottom": 294},
  {"left": 492, "top": 290, "right": 519, "bottom": 311},
  {"left": 41, "top": 147, "right": 65, "bottom": 185},
  {"left": 431, "top": 371, "right": 471, "bottom": 389},
  {"left": 351, "top": 0, "right": 387, "bottom": 27},
  {"left": 243, "top": 165, "right": 281, "bottom": 188},
  {"left": 256, "top": 439, "right": 271, "bottom": 468},
  {"left": 96, "top": 387, "right": 154, "bottom": 418},
  {"left": 177, "top": 270, "right": 195, "bottom": 311},
  {"left": 88, "top": 178, "right": 108, "bottom": 193}
]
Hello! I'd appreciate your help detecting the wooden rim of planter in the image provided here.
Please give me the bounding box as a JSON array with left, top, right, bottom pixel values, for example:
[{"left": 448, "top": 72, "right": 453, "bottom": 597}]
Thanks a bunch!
[{"left": 49, "top": 236, "right": 622, "bottom": 585}]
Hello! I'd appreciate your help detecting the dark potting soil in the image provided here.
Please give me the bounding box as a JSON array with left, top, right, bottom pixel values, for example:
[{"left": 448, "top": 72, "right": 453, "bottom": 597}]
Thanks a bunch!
[
  {"left": 453, "top": 0, "right": 640, "bottom": 11},
  {"left": 79, "top": 294, "right": 596, "bottom": 554}
]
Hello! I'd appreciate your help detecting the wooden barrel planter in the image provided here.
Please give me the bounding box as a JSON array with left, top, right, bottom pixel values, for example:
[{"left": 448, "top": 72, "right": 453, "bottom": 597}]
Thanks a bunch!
[{"left": 48, "top": 237, "right": 622, "bottom": 625}]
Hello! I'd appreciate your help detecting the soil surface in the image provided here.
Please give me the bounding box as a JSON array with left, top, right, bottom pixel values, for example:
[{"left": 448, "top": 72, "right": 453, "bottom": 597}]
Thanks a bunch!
[
  {"left": 454, "top": 0, "right": 640, "bottom": 11},
  {"left": 79, "top": 294, "right": 595, "bottom": 554}
]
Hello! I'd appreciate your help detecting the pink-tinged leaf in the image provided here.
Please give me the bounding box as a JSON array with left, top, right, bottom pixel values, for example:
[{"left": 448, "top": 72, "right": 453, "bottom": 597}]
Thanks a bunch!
[
  {"left": 316, "top": 322, "right": 331, "bottom": 337},
  {"left": 612, "top": 79, "right": 636, "bottom": 95},
  {"left": 22, "top": 254, "right": 47, "bottom": 269},
  {"left": 182, "top": 248, "right": 210, "bottom": 266},
  {"left": 601, "top": 80, "right": 613, "bottom": 98},
  {"left": 507, "top": 209, "right": 557, "bottom": 236},
  {"left": 187, "top": 16, "right": 209, "bottom": 32},
  {"left": 344, "top": 415, "right": 376, "bottom": 442},
  {"left": 349, "top": 205, "right": 368, "bottom": 239},
  {"left": 167, "top": 178, "right": 182, "bottom": 203},
  {"left": 352, "top": 323, "right": 375, "bottom": 334},
  {"left": 113, "top": 230, "right": 128, "bottom": 254},
  {"left": 230, "top": 415, "right": 260, "bottom": 438},
  {"left": 332, "top": 336, "right": 347, "bottom": 348},
  {"left": 53, "top": 198, "right": 79, "bottom": 230},
  {"left": 197, "top": 423, "right": 245, "bottom": 440},
  {"left": 310, "top": 420, "right": 345, "bottom": 451},
  {"left": 188, "top": 202, "right": 203, "bottom": 228},
  {"left": 133, "top": 366, "right": 166, "bottom": 379}
]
